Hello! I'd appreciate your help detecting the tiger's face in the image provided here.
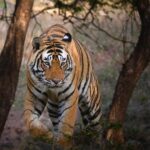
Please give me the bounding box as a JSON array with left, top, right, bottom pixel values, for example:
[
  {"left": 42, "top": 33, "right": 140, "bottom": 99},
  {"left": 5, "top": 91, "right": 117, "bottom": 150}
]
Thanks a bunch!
[{"left": 30, "top": 33, "right": 73, "bottom": 88}]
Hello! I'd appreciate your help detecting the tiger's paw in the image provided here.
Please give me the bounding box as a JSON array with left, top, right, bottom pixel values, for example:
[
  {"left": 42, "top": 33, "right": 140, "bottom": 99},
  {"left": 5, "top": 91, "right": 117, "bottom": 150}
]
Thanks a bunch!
[{"left": 29, "top": 120, "right": 53, "bottom": 142}]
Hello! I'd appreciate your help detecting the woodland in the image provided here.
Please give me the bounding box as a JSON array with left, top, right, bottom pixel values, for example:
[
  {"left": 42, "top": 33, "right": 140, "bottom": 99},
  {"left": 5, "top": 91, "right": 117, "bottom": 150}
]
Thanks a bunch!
[{"left": 0, "top": 0, "right": 150, "bottom": 150}]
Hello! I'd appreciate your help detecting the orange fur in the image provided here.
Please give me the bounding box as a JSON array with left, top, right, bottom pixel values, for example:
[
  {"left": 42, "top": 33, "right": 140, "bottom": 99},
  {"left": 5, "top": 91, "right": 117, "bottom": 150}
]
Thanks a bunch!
[{"left": 24, "top": 24, "right": 102, "bottom": 149}]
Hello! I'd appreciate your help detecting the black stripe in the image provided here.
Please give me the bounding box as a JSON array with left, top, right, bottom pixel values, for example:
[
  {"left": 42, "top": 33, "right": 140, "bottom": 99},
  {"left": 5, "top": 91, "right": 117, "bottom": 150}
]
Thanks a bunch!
[
  {"left": 90, "top": 83, "right": 97, "bottom": 107},
  {"left": 46, "top": 46, "right": 53, "bottom": 49},
  {"left": 47, "top": 109, "right": 58, "bottom": 118},
  {"left": 47, "top": 48, "right": 63, "bottom": 53},
  {"left": 48, "top": 101, "right": 65, "bottom": 109},
  {"left": 34, "top": 107, "right": 42, "bottom": 116},
  {"left": 79, "top": 95, "right": 83, "bottom": 103},
  {"left": 89, "top": 121, "right": 100, "bottom": 127},
  {"left": 89, "top": 106, "right": 101, "bottom": 121},
  {"left": 60, "top": 89, "right": 75, "bottom": 102},
  {"left": 79, "top": 107, "right": 89, "bottom": 125},
  {"left": 83, "top": 118, "right": 88, "bottom": 126},
  {"left": 58, "top": 70, "right": 75, "bottom": 96},
  {"left": 32, "top": 49, "right": 45, "bottom": 67},
  {"left": 28, "top": 78, "right": 48, "bottom": 97},
  {"left": 91, "top": 95, "right": 101, "bottom": 112},
  {"left": 27, "top": 86, "right": 46, "bottom": 106},
  {"left": 50, "top": 99, "right": 77, "bottom": 125},
  {"left": 55, "top": 49, "right": 63, "bottom": 53},
  {"left": 80, "top": 98, "right": 101, "bottom": 120},
  {"left": 59, "top": 99, "right": 76, "bottom": 116},
  {"left": 49, "top": 114, "right": 58, "bottom": 118},
  {"left": 48, "top": 101, "right": 59, "bottom": 108},
  {"left": 63, "top": 55, "right": 73, "bottom": 78},
  {"left": 32, "top": 55, "right": 43, "bottom": 75},
  {"left": 75, "top": 41, "right": 84, "bottom": 90},
  {"left": 80, "top": 105, "right": 90, "bottom": 117},
  {"left": 55, "top": 45, "right": 64, "bottom": 49},
  {"left": 94, "top": 98, "right": 101, "bottom": 111},
  {"left": 32, "top": 56, "right": 40, "bottom": 70},
  {"left": 48, "top": 111, "right": 60, "bottom": 118},
  {"left": 47, "top": 108, "right": 57, "bottom": 115},
  {"left": 81, "top": 99, "right": 90, "bottom": 106},
  {"left": 32, "top": 69, "right": 43, "bottom": 74},
  {"left": 48, "top": 100, "right": 76, "bottom": 118},
  {"left": 80, "top": 47, "right": 90, "bottom": 94},
  {"left": 47, "top": 49, "right": 54, "bottom": 53},
  {"left": 52, "top": 121, "right": 59, "bottom": 126},
  {"left": 36, "top": 55, "right": 41, "bottom": 66}
]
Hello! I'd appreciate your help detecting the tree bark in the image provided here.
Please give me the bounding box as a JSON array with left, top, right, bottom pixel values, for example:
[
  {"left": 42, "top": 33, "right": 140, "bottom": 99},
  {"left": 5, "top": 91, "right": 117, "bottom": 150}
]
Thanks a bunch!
[
  {"left": 106, "top": 0, "right": 150, "bottom": 143},
  {"left": 0, "top": 0, "right": 33, "bottom": 138}
]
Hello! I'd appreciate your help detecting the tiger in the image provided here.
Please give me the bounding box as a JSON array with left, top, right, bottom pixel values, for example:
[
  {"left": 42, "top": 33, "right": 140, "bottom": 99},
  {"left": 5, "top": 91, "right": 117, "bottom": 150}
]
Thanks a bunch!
[{"left": 24, "top": 24, "right": 102, "bottom": 148}]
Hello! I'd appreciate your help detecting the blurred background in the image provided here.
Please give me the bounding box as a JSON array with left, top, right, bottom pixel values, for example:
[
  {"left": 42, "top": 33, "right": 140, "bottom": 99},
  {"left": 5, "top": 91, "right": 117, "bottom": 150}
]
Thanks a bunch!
[{"left": 0, "top": 0, "right": 149, "bottom": 149}]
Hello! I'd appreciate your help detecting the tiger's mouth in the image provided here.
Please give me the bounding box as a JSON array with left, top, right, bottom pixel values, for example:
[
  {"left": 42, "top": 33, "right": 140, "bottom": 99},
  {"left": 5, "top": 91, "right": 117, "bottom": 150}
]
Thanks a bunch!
[
  {"left": 33, "top": 72, "right": 65, "bottom": 88},
  {"left": 43, "top": 79, "right": 65, "bottom": 88}
]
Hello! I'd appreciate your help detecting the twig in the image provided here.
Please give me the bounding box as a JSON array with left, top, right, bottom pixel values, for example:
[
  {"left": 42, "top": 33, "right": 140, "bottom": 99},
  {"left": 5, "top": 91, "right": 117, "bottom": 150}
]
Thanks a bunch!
[
  {"left": 92, "top": 22, "right": 135, "bottom": 46},
  {"left": 1, "top": 0, "right": 10, "bottom": 24},
  {"left": 31, "top": 6, "right": 55, "bottom": 18}
]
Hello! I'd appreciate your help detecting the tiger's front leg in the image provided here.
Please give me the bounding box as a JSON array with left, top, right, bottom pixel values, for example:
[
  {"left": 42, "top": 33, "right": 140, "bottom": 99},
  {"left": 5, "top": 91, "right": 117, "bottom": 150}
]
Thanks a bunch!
[
  {"left": 24, "top": 88, "right": 53, "bottom": 140},
  {"left": 55, "top": 90, "right": 79, "bottom": 148}
]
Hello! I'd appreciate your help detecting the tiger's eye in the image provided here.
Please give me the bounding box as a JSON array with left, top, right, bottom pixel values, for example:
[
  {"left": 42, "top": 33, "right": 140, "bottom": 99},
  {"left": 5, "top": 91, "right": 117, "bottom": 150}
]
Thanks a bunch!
[
  {"left": 59, "top": 55, "right": 66, "bottom": 61},
  {"left": 48, "top": 55, "right": 52, "bottom": 60},
  {"left": 62, "top": 57, "right": 66, "bottom": 61}
]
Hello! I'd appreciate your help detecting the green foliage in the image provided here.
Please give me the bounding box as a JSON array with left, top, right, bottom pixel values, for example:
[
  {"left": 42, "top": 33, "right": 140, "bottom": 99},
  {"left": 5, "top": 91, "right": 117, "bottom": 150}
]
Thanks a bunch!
[
  {"left": 72, "top": 128, "right": 101, "bottom": 150},
  {"left": 19, "top": 136, "right": 52, "bottom": 150},
  {"left": 54, "top": 0, "right": 101, "bottom": 13},
  {"left": 86, "top": 0, "right": 100, "bottom": 7},
  {"left": 0, "top": 1, "right": 4, "bottom": 8},
  {"left": 33, "top": 135, "right": 53, "bottom": 144},
  {"left": 104, "top": 140, "right": 125, "bottom": 150},
  {"left": 108, "top": 122, "right": 122, "bottom": 130},
  {"left": 126, "top": 127, "right": 139, "bottom": 137},
  {"left": 132, "top": 66, "right": 150, "bottom": 102},
  {"left": 74, "top": 6, "right": 83, "bottom": 13},
  {"left": 81, "top": 128, "right": 100, "bottom": 138}
]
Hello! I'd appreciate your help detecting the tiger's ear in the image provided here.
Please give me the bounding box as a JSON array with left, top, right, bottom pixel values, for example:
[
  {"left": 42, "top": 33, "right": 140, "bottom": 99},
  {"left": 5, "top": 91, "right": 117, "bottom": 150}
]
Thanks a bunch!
[
  {"left": 32, "top": 37, "right": 40, "bottom": 51},
  {"left": 62, "top": 33, "right": 72, "bottom": 42}
]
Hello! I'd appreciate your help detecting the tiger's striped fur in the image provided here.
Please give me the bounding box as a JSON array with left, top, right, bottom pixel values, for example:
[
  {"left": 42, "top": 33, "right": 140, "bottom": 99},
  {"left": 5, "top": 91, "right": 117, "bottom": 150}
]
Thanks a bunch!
[{"left": 24, "top": 24, "right": 102, "bottom": 147}]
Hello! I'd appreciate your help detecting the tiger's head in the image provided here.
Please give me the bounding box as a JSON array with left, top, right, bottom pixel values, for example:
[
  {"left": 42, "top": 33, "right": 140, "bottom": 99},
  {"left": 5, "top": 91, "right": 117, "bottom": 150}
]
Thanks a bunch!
[{"left": 29, "top": 29, "right": 73, "bottom": 88}]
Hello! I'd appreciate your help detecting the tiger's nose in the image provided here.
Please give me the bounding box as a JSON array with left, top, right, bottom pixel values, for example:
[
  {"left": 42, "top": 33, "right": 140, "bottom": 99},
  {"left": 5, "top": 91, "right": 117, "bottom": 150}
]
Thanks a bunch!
[{"left": 52, "top": 79, "right": 61, "bottom": 84}]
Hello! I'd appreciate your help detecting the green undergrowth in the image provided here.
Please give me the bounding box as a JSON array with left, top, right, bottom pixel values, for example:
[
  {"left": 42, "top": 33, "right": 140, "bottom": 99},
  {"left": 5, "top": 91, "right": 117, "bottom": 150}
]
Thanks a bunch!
[{"left": 0, "top": 1, "right": 4, "bottom": 8}]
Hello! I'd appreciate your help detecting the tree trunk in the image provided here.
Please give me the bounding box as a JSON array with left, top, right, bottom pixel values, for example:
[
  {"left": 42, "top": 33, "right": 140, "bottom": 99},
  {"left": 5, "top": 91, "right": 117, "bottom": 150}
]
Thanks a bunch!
[
  {"left": 106, "top": 0, "right": 150, "bottom": 143},
  {"left": 0, "top": 0, "right": 33, "bottom": 138}
]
